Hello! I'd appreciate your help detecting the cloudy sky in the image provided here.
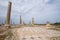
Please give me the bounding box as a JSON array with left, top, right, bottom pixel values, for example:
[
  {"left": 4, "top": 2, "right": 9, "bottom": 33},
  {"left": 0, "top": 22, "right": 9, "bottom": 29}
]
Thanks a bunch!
[{"left": 0, "top": 0, "right": 60, "bottom": 24}]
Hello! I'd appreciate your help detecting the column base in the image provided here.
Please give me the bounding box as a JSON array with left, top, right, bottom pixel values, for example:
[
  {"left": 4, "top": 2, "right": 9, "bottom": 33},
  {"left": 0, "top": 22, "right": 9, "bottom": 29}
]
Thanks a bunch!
[
  {"left": 19, "top": 24, "right": 24, "bottom": 27},
  {"left": 46, "top": 24, "right": 51, "bottom": 28},
  {"left": 4, "top": 24, "right": 10, "bottom": 28},
  {"left": 31, "top": 24, "right": 34, "bottom": 26}
]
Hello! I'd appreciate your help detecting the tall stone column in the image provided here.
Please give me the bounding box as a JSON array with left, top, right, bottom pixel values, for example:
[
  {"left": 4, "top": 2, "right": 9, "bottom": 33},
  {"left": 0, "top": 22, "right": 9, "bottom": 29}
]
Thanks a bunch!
[
  {"left": 20, "top": 16, "right": 23, "bottom": 26},
  {"left": 20, "top": 16, "right": 22, "bottom": 24},
  {"left": 31, "top": 18, "right": 34, "bottom": 26},
  {"left": 5, "top": 1, "right": 12, "bottom": 28}
]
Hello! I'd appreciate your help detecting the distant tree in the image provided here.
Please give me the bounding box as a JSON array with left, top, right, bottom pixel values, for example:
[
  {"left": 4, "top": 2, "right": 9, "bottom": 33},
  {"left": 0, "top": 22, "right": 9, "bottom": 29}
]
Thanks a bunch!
[{"left": 54, "top": 22, "right": 60, "bottom": 25}]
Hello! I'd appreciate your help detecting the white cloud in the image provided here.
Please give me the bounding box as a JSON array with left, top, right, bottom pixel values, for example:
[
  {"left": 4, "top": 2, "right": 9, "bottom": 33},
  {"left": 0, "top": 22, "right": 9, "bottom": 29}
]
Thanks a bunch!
[
  {"left": 0, "top": 0, "right": 8, "bottom": 7},
  {"left": 0, "top": 0, "right": 60, "bottom": 24},
  {"left": 44, "top": 0, "right": 51, "bottom": 3}
]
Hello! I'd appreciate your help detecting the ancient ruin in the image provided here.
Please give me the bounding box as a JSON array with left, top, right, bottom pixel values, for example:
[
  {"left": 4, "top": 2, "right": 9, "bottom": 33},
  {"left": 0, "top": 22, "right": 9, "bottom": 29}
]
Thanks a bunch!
[{"left": 0, "top": 1, "right": 60, "bottom": 40}]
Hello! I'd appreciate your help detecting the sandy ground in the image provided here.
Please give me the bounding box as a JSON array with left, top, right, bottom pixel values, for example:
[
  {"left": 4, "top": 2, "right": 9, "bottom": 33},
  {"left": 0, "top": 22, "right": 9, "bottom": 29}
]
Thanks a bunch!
[{"left": 0, "top": 25, "right": 60, "bottom": 40}]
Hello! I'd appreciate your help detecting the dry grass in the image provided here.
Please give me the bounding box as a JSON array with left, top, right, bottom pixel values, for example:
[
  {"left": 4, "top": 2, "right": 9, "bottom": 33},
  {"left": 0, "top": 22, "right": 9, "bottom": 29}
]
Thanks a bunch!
[{"left": 0, "top": 29, "right": 13, "bottom": 40}]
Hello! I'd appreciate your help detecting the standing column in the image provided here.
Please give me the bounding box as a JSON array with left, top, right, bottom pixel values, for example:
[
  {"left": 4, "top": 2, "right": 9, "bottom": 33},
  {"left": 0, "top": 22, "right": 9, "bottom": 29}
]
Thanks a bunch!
[
  {"left": 20, "top": 16, "right": 22, "bottom": 24},
  {"left": 20, "top": 16, "right": 23, "bottom": 26},
  {"left": 5, "top": 1, "right": 12, "bottom": 28},
  {"left": 31, "top": 18, "right": 34, "bottom": 26}
]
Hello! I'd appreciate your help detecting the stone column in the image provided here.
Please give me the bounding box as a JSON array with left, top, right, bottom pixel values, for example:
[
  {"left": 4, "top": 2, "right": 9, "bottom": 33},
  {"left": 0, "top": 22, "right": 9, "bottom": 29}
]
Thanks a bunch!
[
  {"left": 5, "top": 1, "right": 12, "bottom": 28},
  {"left": 46, "top": 21, "right": 51, "bottom": 27},
  {"left": 20, "top": 16, "right": 23, "bottom": 26},
  {"left": 31, "top": 18, "right": 34, "bottom": 26},
  {"left": 20, "top": 16, "right": 22, "bottom": 24}
]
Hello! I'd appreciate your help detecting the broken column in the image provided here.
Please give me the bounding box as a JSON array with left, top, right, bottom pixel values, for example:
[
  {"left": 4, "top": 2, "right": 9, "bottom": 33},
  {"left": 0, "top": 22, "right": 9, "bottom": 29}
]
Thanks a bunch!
[
  {"left": 31, "top": 18, "right": 34, "bottom": 26},
  {"left": 46, "top": 21, "right": 51, "bottom": 27},
  {"left": 4, "top": 1, "right": 12, "bottom": 28}
]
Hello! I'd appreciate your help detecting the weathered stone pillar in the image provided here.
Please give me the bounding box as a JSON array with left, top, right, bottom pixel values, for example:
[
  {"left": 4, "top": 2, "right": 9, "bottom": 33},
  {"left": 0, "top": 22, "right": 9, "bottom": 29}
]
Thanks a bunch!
[
  {"left": 20, "top": 16, "right": 23, "bottom": 26},
  {"left": 5, "top": 1, "right": 12, "bottom": 28},
  {"left": 20, "top": 16, "right": 22, "bottom": 24},
  {"left": 31, "top": 18, "right": 34, "bottom": 26}
]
